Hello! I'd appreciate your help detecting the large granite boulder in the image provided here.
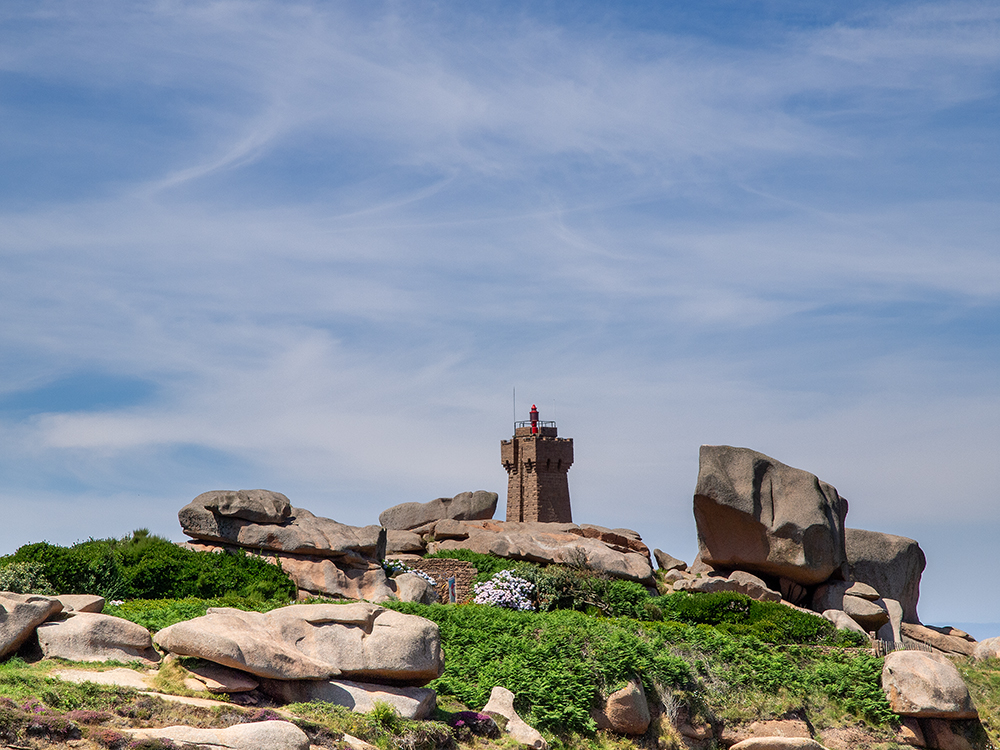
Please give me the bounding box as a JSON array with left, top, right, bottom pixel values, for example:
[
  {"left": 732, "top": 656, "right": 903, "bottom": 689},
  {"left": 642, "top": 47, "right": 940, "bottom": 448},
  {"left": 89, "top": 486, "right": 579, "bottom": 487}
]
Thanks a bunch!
[
  {"left": 591, "top": 676, "right": 650, "bottom": 735},
  {"left": 154, "top": 602, "right": 443, "bottom": 685},
  {"left": 973, "top": 637, "right": 1000, "bottom": 661},
  {"left": 127, "top": 721, "right": 309, "bottom": 750},
  {"left": 390, "top": 572, "right": 439, "bottom": 605},
  {"left": 428, "top": 520, "right": 653, "bottom": 582},
  {"left": 693, "top": 446, "right": 848, "bottom": 585},
  {"left": 882, "top": 651, "right": 978, "bottom": 719},
  {"left": 261, "top": 678, "right": 437, "bottom": 719},
  {"left": 379, "top": 491, "right": 498, "bottom": 531},
  {"left": 190, "top": 489, "right": 292, "bottom": 523},
  {"left": 844, "top": 528, "right": 925, "bottom": 623},
  {"left": 0, "top": 592, "right": 63, "bottom": 658},
  {"left": 36, "top": 612, "right": 160, "bottom": 664}
]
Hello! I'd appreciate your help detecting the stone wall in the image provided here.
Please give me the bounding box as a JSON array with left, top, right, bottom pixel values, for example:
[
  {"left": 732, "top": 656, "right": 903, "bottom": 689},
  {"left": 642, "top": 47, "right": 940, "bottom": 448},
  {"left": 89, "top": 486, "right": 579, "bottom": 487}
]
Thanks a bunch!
[{"left": 404, "top": 559, "right": 478, "bottom": 604}]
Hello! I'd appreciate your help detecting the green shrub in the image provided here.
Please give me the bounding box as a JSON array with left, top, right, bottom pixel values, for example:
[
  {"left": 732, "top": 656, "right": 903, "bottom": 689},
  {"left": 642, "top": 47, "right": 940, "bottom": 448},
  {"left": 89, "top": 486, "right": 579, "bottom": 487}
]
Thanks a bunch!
[
  {"left": 9, "top": 531, "right": 295, "bottom": 601},
  {"left": 654, "top": 591, "right": 847, "bottom": 645},
  {"left": 0, "top": 561, "right": 56, "bottom": 595}
]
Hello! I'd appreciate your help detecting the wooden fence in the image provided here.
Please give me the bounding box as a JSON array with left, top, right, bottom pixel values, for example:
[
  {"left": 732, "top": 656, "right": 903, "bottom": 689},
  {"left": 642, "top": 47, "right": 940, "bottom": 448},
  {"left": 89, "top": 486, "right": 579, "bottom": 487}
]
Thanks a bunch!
[{"left": 871, "top": 638, "right": 933, "bottom": 657}]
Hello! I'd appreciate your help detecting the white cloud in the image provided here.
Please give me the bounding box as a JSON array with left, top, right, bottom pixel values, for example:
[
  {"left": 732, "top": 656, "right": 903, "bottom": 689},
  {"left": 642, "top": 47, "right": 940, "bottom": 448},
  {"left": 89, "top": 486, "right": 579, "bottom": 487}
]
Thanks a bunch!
[{"left": 0, "top": 1, "right": 997, "bottom": 623}]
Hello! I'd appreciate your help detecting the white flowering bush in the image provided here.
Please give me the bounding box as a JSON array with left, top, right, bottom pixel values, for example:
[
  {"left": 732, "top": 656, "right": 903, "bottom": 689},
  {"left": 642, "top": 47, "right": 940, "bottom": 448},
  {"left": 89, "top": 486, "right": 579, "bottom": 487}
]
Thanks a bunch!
[
  {"left": 473, "top": 569, "right": 536, "bottom": 611},
  {"left": 382, "top": 559, "right": 436, "bottom": 586}
]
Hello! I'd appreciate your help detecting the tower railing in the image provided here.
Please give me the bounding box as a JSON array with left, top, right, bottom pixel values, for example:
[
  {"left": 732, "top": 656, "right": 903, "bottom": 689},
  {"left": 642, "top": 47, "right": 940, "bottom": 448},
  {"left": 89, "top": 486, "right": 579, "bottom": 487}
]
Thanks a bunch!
[{"left": 514, "top": 420, "right": 556, "bottom": 430}]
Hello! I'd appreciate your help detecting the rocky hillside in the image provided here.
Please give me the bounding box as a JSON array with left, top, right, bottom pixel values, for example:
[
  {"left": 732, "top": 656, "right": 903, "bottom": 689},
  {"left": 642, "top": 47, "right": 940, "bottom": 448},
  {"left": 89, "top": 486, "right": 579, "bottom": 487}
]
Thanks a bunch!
[{"left": 0, "top": 444, "right": 997, "bottom": 750}]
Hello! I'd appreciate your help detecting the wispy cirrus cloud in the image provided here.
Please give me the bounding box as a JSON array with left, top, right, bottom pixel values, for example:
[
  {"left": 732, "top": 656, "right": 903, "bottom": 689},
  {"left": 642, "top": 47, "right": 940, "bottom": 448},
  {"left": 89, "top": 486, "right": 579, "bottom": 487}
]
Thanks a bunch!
[{"left": 0, "top": 1, "right": 998, "bottom": 624}]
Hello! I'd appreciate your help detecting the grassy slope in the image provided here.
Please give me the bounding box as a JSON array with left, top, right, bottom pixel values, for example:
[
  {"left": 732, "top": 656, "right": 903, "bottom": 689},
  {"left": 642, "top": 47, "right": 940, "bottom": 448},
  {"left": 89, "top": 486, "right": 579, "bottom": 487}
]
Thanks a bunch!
[{"left": 1, "top": 591, "right": 998, "bottom": 749}]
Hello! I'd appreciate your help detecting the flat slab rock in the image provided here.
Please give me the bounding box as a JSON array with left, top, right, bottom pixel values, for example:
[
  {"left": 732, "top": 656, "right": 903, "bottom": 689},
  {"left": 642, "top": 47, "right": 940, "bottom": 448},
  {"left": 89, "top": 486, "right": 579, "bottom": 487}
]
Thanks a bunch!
[
  {"left": 730, "top": 739, "right": 830, "bottom": 750},
  {"left": 127, "top": 720, "right": 310, "bottom": 750},
  {"left": 179, "top": 490, "right": 383, "bottom": 559},
  {"left": 53, "top": 667, "right": 155, "bottom": 690},
  {"left": 261, "top": 678, "right": 437, "bottom": 719},
  {"left": 55, "top": 594, "right": 105, "bottom": 613},
  {"left": 153, "top": 602, "right": 443, "bottom": 684}
]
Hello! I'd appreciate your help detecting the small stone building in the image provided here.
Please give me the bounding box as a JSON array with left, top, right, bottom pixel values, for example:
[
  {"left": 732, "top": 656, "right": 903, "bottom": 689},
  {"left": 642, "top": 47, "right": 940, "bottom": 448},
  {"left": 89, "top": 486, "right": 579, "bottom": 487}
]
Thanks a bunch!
[{"left": 501, "top": 405, "right": 574, "bottom": 523}]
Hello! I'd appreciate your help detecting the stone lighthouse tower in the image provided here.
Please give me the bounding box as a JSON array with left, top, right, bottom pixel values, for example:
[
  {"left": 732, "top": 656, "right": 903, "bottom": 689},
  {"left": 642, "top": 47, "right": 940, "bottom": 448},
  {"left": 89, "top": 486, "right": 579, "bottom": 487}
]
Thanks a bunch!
[{"left": 501, "top": 405, "right": 574, "bottom": 523}]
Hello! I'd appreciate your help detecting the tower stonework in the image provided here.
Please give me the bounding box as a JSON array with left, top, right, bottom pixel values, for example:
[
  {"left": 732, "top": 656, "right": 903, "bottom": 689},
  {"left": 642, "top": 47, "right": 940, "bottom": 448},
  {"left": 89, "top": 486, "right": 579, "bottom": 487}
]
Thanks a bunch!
[{"left": 501, "top": 406, "right": 574, "bottom": 523}]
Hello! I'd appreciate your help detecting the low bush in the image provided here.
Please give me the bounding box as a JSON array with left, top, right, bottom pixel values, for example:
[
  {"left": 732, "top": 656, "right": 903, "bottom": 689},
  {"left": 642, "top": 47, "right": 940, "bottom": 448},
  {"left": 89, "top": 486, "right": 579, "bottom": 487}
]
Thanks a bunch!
[
  {"left": 653, "top": 591, "right": 866, "bottom": 647},
  {"left": 2, "top": 530, "right": 296, "bottom": 601},
  {"left": 0, "top": 561, "right": 56, "bottom": 595}
]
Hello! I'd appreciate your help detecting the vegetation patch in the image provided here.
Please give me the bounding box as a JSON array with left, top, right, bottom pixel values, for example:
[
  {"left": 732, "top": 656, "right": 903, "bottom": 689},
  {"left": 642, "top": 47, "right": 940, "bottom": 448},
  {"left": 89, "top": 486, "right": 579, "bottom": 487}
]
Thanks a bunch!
[
  {"left": 386, "top": 601, "right": 892, "bottom": 736},
  {"left": 1, "top": 529, "right": 296, "bottom": 601}
]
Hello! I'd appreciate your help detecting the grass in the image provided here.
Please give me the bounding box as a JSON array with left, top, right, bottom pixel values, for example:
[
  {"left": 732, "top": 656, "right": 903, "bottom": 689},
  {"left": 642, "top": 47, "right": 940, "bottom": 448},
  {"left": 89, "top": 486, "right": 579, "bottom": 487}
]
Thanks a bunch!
[{"left": 958, "top": 657, "right": 1000, "bottom": 747}]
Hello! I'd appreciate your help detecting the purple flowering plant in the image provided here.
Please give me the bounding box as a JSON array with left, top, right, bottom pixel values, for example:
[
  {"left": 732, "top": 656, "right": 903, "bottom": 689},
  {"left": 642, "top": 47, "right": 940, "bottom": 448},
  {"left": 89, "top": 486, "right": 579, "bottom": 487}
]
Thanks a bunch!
[{"left": 473, "top": 569, "right": 536, "bottom": 611}]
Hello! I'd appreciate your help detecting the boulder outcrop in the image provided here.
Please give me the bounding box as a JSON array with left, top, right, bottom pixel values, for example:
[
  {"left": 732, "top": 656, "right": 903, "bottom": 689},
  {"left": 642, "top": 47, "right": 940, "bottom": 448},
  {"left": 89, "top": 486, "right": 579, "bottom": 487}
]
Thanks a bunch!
[
  {"left": 180, "top": 489, "right": 652, "bottom": 600},
  {"left": 180, "top": 497, "right": 383, "bottom": 560},
  {"left": 36, "top": 612, "right": 160, "bottom": 664},
  {"left": 428, "top": 520, "right": 653, "bottom": 582},
  {"left": 379, "top": 491, "right": 498, "bottom": 530},
  {"left": 811, "top": 581, "right": 889, "bottom": 632},
  {"left": 0, "top": 592, "right": 63, "bottom": 658},
  {"left": 881, "top": 651, "right": 978, "bottom": 719},
  {"left": 693, "top": 446, "right": 848, "bottom": 585},
  {"left": 653, "top": 549, "right": 687, "bottom": 572},
  {"left": 153, "top": 602, "right": 443, "bottom": 685},
  {"left": 821, "top": 609, "right": 866, "bottom": 635},
  {"left": 845, "top": 528, "right": 925, "bottom": 623}
]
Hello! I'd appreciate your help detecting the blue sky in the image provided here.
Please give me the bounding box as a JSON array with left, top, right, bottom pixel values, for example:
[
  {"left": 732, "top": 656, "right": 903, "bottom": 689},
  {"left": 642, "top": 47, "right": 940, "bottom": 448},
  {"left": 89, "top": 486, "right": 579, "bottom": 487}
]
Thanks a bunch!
[{"left": 1, "top": 0, "right": 998, "bottom": 633}]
